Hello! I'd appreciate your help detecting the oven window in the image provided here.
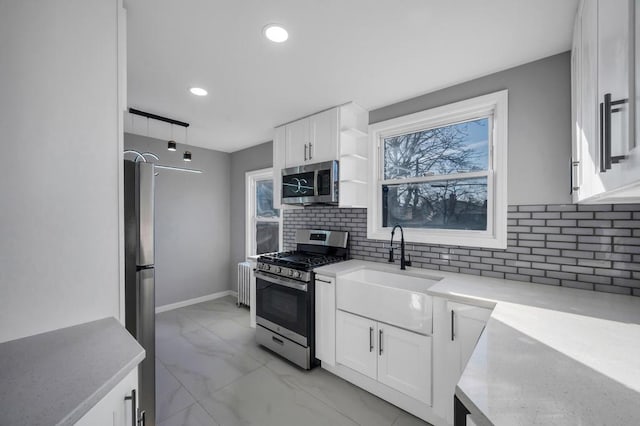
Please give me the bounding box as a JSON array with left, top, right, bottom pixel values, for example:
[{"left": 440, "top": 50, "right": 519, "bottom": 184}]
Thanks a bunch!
[
  {"left": 256, "top": 277, "right": 308, "bottom": 338},
  {"left": 282, "top": 172, "right": 315, "bottom": 198}
]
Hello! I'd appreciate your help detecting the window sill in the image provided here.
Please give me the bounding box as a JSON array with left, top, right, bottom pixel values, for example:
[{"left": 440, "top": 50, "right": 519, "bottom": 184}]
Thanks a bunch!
[{"left": 367, "top": 228, "right": 507, "bottom": 249}]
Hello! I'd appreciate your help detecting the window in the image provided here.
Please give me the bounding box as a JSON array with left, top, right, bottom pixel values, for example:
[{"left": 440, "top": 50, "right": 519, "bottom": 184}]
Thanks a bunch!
[
  {"left": 246, "top": 168, "right": 282, "bottom": 257},
  {"left": 368, "top": 91, "right": 508, "bottom": 248}
]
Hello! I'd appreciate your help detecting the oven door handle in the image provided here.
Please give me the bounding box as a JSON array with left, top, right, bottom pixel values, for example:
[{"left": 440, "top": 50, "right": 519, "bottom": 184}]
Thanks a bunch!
[{"left": 255, "top": 271, "right": 308, "bottom": 292}]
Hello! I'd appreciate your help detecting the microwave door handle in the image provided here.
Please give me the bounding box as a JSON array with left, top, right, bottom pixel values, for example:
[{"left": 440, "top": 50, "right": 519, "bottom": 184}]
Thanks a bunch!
[{"left": 314, "top": 170, "right": 319, "bottom": 196}]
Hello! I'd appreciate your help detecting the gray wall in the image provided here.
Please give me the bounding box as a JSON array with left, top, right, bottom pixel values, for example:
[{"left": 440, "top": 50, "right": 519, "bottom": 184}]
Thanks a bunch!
[
  {"left": 371, "top": 52, "right": 572, "bottom": 205},
  {"left": 0, "top": 0, "right": 121, "bottom": 343},
  {"left": 229, "top": 141, "right": 274, "bottom": 288},
  {"left": 125, "top": 134, "right": 231, "bottom": 307},
  {"left": 280, "top": 52, "right": 640, "bottom": 297}
]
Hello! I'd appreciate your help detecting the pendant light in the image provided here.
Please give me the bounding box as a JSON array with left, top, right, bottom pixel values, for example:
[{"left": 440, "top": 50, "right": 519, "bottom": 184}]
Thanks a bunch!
[
  {"left": 183, "top": 125, "right": 191, "bottom": 161},
  {"left": 167, "top": 123, "right": 177, "bottom": 151},
  {"left": 183, "top": 151, "right": 192, "bottom": 162}
]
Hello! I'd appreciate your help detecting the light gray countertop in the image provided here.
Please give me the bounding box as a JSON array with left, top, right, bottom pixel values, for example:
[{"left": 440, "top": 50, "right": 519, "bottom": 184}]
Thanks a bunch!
[
  {"left": 316, "top": 259, "right": 640, "bottom": 425},
  {"left": 0, "top": 317, "right": 145, "bottom": 426}
]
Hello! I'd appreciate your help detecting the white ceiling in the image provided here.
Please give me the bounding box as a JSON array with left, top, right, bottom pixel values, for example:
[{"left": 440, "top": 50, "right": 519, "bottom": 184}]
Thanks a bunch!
[{"left": 125, "top": 0, "right": 579, "bottom": 153}]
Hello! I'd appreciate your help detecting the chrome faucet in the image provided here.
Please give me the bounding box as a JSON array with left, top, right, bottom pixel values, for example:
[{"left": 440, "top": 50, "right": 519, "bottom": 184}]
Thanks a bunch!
[{"left": 388, "top": 225, "right": 411, "bottom": 270}]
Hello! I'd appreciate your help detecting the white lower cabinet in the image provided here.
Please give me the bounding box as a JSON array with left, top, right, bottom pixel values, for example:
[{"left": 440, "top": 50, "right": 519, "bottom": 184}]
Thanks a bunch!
[
  {"left": 75, "top": 369, "right": 138, "bottom": 426},
  {"left": 315, "top": 274, "right": 336, "bottom": 366},
  {"left": 447, "top": 301, "right": 492, "bottom": 378},
  {"left": 336, "top": 309, "right": 432, "bottom": 403},
  {"left": 336, "top": 309, "right": 377, "bottom": 377}
]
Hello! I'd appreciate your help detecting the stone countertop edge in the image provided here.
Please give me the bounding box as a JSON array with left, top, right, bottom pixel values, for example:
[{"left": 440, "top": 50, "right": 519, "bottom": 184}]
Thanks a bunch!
[
  {"left": 0, "top": 317, "right": 145, "bottom": 426},
  {"left": 454, "top": 385, "right": 492, "bottom": 426}
]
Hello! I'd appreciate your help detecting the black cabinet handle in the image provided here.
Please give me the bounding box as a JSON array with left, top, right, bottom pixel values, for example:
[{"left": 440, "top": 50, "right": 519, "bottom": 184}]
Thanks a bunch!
[
  {"left": 451, "top": 310, "right": 455, "bottom": 341},
  {"left": 601, "top": 93, "right": 629, "bottom": 173},
  {"left": 379, "top": 329, "right": 383, "bottom": 355},
  {"left": 124, "top": 389, "right": 136, "bottom": 426},
  {"left": 604, "top": 93, "right": 612, "bottom": 171},
  {"left": 309, "top": 142, "right": 313, "bottom": 160},
  {"left": 369, "top": 327, "right": 374, "bottom": 352},
  {"left": 304, "top": 143, "right": 308, "bottom": 161}
]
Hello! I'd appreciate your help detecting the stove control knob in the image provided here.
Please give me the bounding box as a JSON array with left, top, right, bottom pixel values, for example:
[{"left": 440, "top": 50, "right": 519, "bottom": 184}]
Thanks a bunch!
[
  {"left": 288, "top": 270, "right": 293, "bottom": 277},
  {"left": 265, "top": 264, "right": 271, "bottom": 271},
  {"left": 275, "top": 267, "right": 282, "bottom": 273},
  {"left": 294, "top": 271, "right": 301, "bottom": 279}
]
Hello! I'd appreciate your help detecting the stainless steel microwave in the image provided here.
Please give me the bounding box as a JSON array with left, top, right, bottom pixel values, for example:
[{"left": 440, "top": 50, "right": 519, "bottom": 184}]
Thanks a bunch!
[{"left": 281, "top": 160, "right": 339, "bottom": 205}]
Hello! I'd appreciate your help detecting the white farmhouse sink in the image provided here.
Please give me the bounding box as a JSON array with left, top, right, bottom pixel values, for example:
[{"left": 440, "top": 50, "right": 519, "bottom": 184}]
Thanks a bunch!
[{"left": 336, "top": 267, "right": 440, "bottom": 335}]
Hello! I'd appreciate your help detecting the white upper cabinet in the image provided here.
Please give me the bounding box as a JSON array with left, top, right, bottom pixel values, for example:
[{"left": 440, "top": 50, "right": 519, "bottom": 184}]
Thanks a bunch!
[
  {"left": 273, "top": 103, "right": 369, "bottom": 208},
  {"left": 309, "top": 108, "right": 340, "bottom": 163},
  {"left": 285, "top": 118, "right": 312, "bottom": 167},
  {"left": 283, "top": 108, "right": 339, "bottom": 168},
  {"left": 572, "top": 0, "right": 640, "bottom": 203}
]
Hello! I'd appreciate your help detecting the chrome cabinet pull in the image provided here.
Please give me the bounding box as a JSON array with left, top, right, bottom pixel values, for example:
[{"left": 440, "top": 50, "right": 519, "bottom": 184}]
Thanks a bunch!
[
  {"left": 369, "top": 327, "right": 374, "bottom": 352},
  {"left": 304, "top": 143, "right": 308, "bottom": 161},
  {"left": 309, "top": 142, "right": 313, "bottom": 160}
]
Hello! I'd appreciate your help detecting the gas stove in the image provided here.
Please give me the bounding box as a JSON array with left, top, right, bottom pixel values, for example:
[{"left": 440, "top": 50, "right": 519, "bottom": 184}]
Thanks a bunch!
[
  {"left": 255, "top": 229, "right": 349, "bottom": 369},
  {"left": 256, "top": 230, "right": 349, "bottom": 283},
  {"left": 257, "top": 251, "right": 345, "bottom": 282}
]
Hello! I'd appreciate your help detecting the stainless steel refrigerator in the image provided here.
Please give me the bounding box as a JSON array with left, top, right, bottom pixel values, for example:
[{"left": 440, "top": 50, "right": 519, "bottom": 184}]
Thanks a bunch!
[{"left": 124, "top": 160, "right": 156, "bottom": 426}]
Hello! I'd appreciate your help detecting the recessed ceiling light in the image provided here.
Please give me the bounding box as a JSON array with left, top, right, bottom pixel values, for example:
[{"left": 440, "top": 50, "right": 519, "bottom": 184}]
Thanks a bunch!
[
  {"left": 264, "top": 24, "right": 288, "bottom": 43},
  {"left": 189, "top": 87, "right": 208, "bottom": 96}
]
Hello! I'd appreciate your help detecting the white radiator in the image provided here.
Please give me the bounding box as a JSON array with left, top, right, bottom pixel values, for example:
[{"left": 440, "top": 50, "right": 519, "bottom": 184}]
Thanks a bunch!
[{"left": 237, "top": 261, "right": 251, "bottom": 307}]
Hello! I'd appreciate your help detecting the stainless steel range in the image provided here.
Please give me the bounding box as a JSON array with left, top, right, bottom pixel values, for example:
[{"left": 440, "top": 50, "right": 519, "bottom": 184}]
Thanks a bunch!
[{"left": 255, "top": 229, "right": 349, "bottom": 369}]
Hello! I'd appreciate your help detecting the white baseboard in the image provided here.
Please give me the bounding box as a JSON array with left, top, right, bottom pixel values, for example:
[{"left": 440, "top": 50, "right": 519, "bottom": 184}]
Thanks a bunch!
[{"left": 155, "top": 290, "right": 236, "bottom": 313}]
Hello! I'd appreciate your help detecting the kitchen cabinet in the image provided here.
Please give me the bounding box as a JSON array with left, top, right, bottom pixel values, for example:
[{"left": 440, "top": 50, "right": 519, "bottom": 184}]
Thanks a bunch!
[
  {"left": 446, "top": 301, "right": 492, "bottom": 379},
  {"left": 75, "top": 369, "right": 138, "bottom": 426},
  {"left": 336, "top": 309, "right": 377, "bottom": 378},
  {"left": 572, "top": 0, "right": 640, "bottom": 202},
  {"left": 315, "top": 274, "right": 336, "bottom": 366},
  {"left": 284, "top": 108, "right": 339, "bottom": 167},
  {"left": 273, "top": 103, "right": 369, "bottom": 208},
  {"left": 432, "top": 298, "right": 492, "bottom": 424},
  {"left": 336, "top": 309, "right": 432, "bottom": 403}
]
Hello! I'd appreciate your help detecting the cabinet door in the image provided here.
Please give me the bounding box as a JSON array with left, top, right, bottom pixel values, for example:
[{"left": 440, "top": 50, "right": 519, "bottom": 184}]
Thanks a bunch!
[
  {"left": 598, "top": 0, "right": 631, "bottom": 164},
  {"left": 377, "top": 323, "right": 431, "bottom": 404},
  {"left": 596, "top": 0, "right": 640, "bottom": 194},
  {"left": 447, "top": 301, "right": 491, "bottom": 376},
  {"left": 336, "top": 310, "right": 377, "bottom": 379},
  {"left": 575, "top": 0, "right": 601, "bottom": 201},
  {"left": 75, "top": 369, "right": 138, "bottom": 426},
  {"left": 315, "top": 275, "right": 336, "bottom": 366},
  {"left": 285, "top": 118, "right": 310, "bottom": 167},
  {"left": 308, "top": 108, "right": 339, "bottom": 163}
]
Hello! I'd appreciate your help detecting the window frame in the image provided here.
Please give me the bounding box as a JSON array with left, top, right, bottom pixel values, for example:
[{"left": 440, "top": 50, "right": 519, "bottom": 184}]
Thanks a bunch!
[
  {"left": 367, "top": 90, "right": 508, "bottom": 249},
  {"left": 245, "top": 168, "right": 282, "bottom": 258}
]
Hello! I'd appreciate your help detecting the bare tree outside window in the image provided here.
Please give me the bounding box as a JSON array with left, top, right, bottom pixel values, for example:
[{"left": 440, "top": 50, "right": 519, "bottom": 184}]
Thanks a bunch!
[{"left": 382, "top": 118, "right": 489, "bottom": 230}]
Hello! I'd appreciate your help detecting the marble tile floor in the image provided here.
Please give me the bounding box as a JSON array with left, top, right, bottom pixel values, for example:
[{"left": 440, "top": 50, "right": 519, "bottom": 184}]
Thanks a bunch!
[{"left": 155, "top": 295, "right": 431, "bottom": 426}]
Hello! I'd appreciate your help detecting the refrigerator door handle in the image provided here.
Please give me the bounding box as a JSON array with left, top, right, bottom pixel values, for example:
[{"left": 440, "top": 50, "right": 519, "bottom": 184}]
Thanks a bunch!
[{"left": 137, "top": 162, "right": 155, "bottom": 266}]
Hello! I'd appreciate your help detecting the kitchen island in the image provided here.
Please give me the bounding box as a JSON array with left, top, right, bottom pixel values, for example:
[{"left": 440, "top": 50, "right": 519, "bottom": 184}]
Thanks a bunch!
[{"left": 0, "top": 317, "right": 144, "bottom": 426}]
